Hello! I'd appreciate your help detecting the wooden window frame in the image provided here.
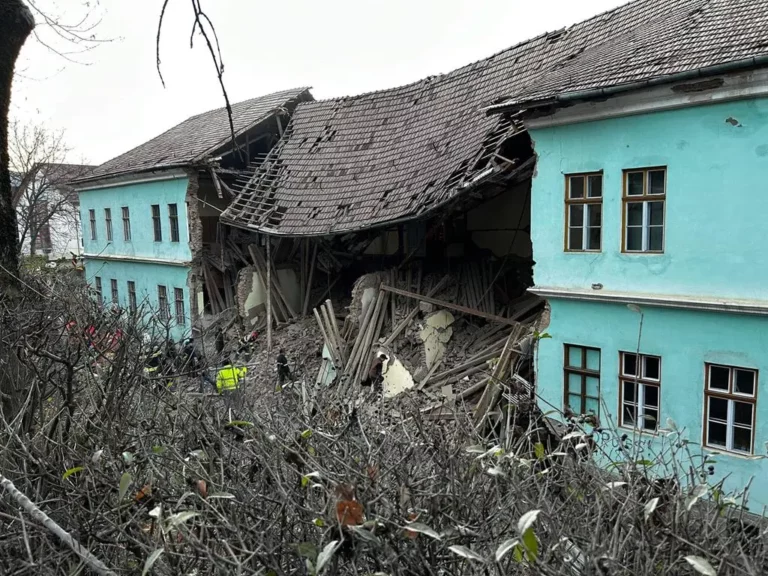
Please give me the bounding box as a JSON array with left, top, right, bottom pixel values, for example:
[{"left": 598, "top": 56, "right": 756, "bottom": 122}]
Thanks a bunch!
[
  {"left": 127, "top": 281, "right": 137, "bottom": 313},
  {"left": 157, "top": 285, "right": 169, "bottom": 321},
  {"left": 564, "top": 172, "right": 603, "bottom": 252},
  {"left": 563, "top": 344, "right": 601, "bottom": 416},
  {"left": 151, "top": 205, "right": 162, "bottom": 242},
  {"left": 110, "top": 278, "right": 119, "bottom": 304},
  {"left": 621, "top": 167, "right": 667, "bottom": 254},
  {"left": 94, "top": 276, "right": 102, "bottom": 305},
  {"left": 122, "top": 207, "right": 131, "bottom": 241},
  {"left": 168, "top": 203, "right": 180, "bottom": 243},
  {"left": 618, "top": 352, "right": 662, "bottom": 432},
  {"left": 703, "top": 363, "right": 757, "bottom": 455},
  {"left": 104, "top": 208, "right": 113, "bottom": 242},
  {"left": 174, "top": 287, "right": 185, "bottom": 325},
  {"left": 89, "top": 209, "right": 96, "bottom": 241}
]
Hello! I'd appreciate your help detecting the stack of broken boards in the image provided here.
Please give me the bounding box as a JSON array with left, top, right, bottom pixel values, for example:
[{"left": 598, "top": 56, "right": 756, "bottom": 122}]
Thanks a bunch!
[{"left": 312, "top": 270, "right": 543, "bottom": 430}]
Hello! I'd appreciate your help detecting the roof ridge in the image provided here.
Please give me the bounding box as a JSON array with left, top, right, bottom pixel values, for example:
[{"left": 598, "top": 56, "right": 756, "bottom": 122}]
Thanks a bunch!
[
  {"left": 185, "top": 86, "right": 312, "bottom": 120},
  {"left": 300, "top": 0, "right": 641, "bottom": 106}
]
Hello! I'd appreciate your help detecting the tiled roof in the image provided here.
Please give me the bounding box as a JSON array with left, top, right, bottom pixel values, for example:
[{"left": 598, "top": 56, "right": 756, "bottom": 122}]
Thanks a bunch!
[
  {"left": 85, "top": 87, "right": 312, "bottom": 180},
  {"left": 222, "top": 0, "right": 768, "bottom": 237},
  {"left": 494, "top": 0, "right": 768, "bottom": 110}
]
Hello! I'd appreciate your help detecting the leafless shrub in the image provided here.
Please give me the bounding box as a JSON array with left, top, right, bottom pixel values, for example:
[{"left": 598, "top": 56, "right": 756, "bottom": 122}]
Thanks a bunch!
[{"left": 0, "top": 276, "right": 766, "bottom": 575}]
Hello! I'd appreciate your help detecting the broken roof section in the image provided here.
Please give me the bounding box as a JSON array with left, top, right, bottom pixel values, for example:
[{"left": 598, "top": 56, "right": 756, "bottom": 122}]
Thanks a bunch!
[
  {"left": 222, "top": 0, "right": 768, "bottom": 237},
  {"left": 79, "top": 87, "right": 312, "bottom": 183},
  {"left": 489, "top": 0, "right": 768, "bottom": 113}
]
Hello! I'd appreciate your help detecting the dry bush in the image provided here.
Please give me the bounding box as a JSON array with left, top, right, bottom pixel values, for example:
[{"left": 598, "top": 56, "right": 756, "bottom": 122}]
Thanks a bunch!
[{"left": 0, "top": 274, "right": 767, "bottom": 576}]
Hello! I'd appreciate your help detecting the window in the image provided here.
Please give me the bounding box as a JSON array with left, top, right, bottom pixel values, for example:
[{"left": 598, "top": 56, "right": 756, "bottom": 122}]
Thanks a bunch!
[
  {"left": 157, "top": 285, "right": 169, "bottom": 320},
  {"left": 174, "top": 287, "right": 185, "bottom": 325},
  {"left": 128, "top": 281, "right": 137, "bottom": 313},
  {"left": 89, "top": 209, "right": 96, "bottom": 240},
  {"left": 619, "top": 352, "right": 661, "bottom": 431},
  {"left": 104, "top": 208, "right": 113, "bottom": 242},
  {"left": 122, "top": 207, "right": 131, "bottom": 241},
  {"left": 565, "top": 173, "right": 602, "bottom": 251},
  {"left": 152, "top": 205, "right": 162, "bottom": 242},
  {"left": 623, "top": 167, "right": 666, "bottom": 253},
  {"left": 704, "top": 364, "right": 757, "bottom": 454},
  {"left": 168, "top": 203, "right": 180, "bottom": 243},
  {"left": 563, "top": 344, "right": 601, "bottom": 416},
  {"left": 110, "top": 278, "right": 119, "bottom": 304},
  {"left": 94, "top": 276, "right": 102, "bottom": 305}
]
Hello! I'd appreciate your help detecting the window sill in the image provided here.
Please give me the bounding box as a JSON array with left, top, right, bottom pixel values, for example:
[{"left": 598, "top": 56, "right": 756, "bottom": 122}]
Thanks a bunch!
[
  {"left": 564, "top": 250, "right": 602, "bottom": 254},
  {"left": 621, "top": 251, "right": 665, "bottom": 256},
  {"left": 618, "top": 424, "right": 664, "bottom": 437},
  {"left": 703, "top": 446, "right": 762, "bottom": 461}
]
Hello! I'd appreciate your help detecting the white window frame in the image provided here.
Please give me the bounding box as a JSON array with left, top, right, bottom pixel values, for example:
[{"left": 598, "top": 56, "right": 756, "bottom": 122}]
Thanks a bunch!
[
  {"left": 89, "top": 209, "right": 97, "bottom": 241},
  {"left": 565, "top": 173, "right": 602, "bottom": 252},
  {"left": 704, "top": 364, "right": 757, "bottom": 455},
  {"left": 619, "top": 352, "right": 661, "bottom": 431}
]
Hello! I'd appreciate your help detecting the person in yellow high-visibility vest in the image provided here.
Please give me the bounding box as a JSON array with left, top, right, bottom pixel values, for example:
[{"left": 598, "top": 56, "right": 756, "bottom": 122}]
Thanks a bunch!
[{"left": 216, "top": 358, "right": 247, "bottom": 410}]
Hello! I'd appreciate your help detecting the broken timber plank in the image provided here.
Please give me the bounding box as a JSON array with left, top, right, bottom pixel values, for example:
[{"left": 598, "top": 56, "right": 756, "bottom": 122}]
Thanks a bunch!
[
  {"left": 381, "top": 284, "right": 522, "bottom": 326},
  {"left": 383, "top": 275, "right": 451, "bottom": 346},
  {"left": 302, "top": 242, "right": 318, "bottom": 317},
  {"left": 473, "top": 326, "right": 524, "bottom": 429}
]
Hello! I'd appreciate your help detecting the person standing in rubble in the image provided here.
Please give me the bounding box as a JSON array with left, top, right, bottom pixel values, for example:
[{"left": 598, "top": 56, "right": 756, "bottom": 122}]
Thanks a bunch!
[
  {"left": 216, "top": 356, "right": 247, "bottom": 412},
  {"left": 362, "top": 352, "right": 388, "bottom": 392},
  {"left": 276, "top": 349, "right": 293, "bottom": 388}
]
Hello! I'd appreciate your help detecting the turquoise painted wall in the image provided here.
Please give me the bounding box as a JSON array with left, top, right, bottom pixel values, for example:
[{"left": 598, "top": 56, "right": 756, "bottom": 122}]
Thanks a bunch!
[
  {"left": 537, "top": 299, "right": 768, "bottom": 511},
  {"left": 530, "top": 98, "right": 768, "bottom": 301},
  {"left": 84, "top": 258, "right": 192, "bottom": 341},
  {"left": 78, "top": 177, "right": 192, "bottom": 262}
]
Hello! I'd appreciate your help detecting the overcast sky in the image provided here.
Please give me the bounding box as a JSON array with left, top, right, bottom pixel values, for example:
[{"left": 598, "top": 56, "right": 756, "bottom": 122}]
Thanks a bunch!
[{"left": 11, "top": 0, "right": 625, "bottom": 166}]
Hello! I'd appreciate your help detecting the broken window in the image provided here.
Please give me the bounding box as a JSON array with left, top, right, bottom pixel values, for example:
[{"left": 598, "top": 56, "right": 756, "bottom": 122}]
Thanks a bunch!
[
  {"left": 110, "top": 278, "right": 119, "bottom": 305},
  {"left": 122, "top": 207, "right": 131, "bottom": 241},
  {"left": 89, "top": 209, "right": 96, "bottom": 241},
  {"left": 705, "top": 364, "right": 756, "bottom": 454},
  {"left": 623, "top": 168, "right": 666, "bottom": 253},
  {"left": 565, "top": 173, "right": 602, "bottom": 251},
  {"left": 104, "top": 208, "right": 113, "bottom": 242},
  {"left": 157, "top": 285, "right": 169, "bottom": 321},
  {"left": 152, "top": 205, "right": 162, "bottom": 242},
  {"left": 94, "top": 276, "right": 102, "bottom": 305},
  {"left": 174, "top": 287, "right": 185, "bottom": 325},
  {"left": 563, "top": 344, "right": 601, "bottom": 416},
  {"left": 168, "top": 203, "right": 180, "bottom": 243},
  {"left": 619, "top": 352, "right": 661, "bottom": 431},
  {"left": 128, "top": 281, "right": 137, "bottom": 313}
]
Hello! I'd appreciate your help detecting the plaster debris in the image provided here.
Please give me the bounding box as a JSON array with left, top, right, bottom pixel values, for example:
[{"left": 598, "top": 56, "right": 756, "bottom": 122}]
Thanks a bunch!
[{"left": 418, "top": 310, "right": 455, "bottom": 369}]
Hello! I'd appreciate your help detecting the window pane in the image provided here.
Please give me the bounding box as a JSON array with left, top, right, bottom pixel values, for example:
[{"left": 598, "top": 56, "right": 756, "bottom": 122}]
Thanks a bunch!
[
  {"left": 586, "top": 348, "right": 600, "bottom": 371},
  {"left": 587, "top": 227, "right": 601, "bottom": 250},
  {"left": 734, "top": 401, "right": 753, "bottom": 427},
  {"left": 588, "top": 204, "right": 601, "bottom": 227},
  {"left": 569, "top": 204, "right": 584, "bottom": 226},
  {"left": 567, "top": 394, "right": 582, "bottom": 414},
  {"left": 627, "top": 172, "right": 644, "bottom": 196},
  {"left": 644, "top": 384, "right": 659, "bottom": 408},
  {"left": 643, "top": 356, "right": 660, "bottom": 380},
  {"left": 627, "top": 202, "right": 643, "bottom": 226},
  {"left": 707, "top": 421, "right": 727, "bottom": 447},
  {"left": 569, "top": 176, "right": 584, "bottom": 199},
  {"left": 709, "top": 366, "right": 730, "bottom": 391},
  {"left": 733, "top": 426, "right": 752, "bottom": 453},
  {"left": 649, "top": 201, "right": 664, "bottom": 226},
  {"left": 708, "top": 397, "right": 728, "bottom": 422},
  {"left": 642, "top": 409, "right": 658, "bottom": 430},
  {"left": 584, "top": 398, "right": 599, "bottom": 415},
  {"left": 585, "top": 376, "right": 599, "bottom": 398},
  {"left": 587, "top": 175, "right": 602, "bottom": 198},
  {"left": 648, "top": 226, "right": 663, "bottom": 251},
  {"left": 626, "top": 227, "right": 642, "bottom": 251},
  {"left": 568, "top": 373, "right": 582, "bottom": 393},
  {"left": 623, "top": 353, "right": 637, "bottom": 376},
  {"left": 734, "top": 369, "right": 755, "bottom": 396},
  {"left": 623, "top": 404, "right": 636, "bottom": 426},
  {"left": 623, "top": 380, "right": 636, "bottom": 403},
  {"left": 567, "top": 346, "right": 583, "bottom": 368},
  {"left": 568, "top": 228, "right": 583, "bottom": 250},
  {"left": 648, "top": 170, "right": 665, "bottom": 195}
]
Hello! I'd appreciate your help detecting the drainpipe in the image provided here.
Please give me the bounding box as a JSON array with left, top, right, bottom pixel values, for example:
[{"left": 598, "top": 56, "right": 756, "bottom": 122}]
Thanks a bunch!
[{"left": 485, "top": 55, "right": 768, "bottom": 115}]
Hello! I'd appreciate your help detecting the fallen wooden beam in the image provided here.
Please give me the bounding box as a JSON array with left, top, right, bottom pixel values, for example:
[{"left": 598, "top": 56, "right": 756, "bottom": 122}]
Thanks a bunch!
[
  {"left": 381, "top": 284, "right": 522, "bottom": 326},
  {"left": 383, "top": 275, "right": 450, "bottom": 346}
]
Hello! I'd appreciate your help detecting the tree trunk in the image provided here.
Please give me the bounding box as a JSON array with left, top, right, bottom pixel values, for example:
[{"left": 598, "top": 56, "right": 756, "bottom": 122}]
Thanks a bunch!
[{"left": 0, "top": 0, "right": 34, "bottom": 289}]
